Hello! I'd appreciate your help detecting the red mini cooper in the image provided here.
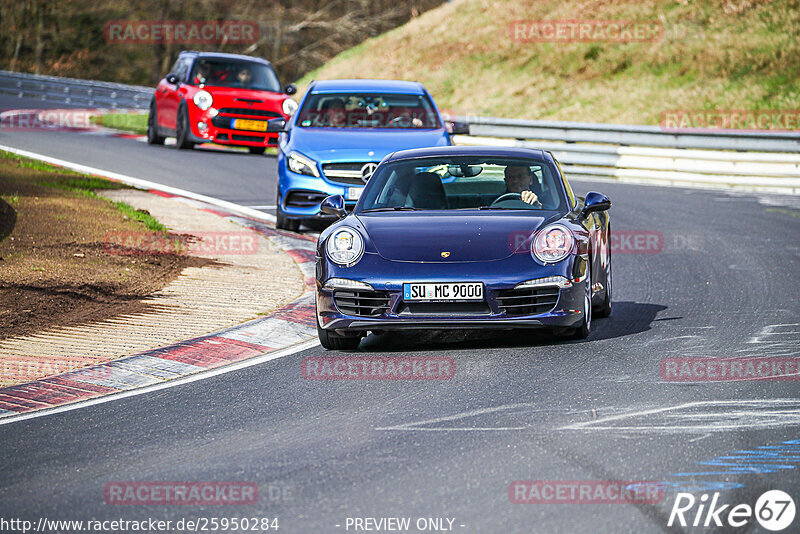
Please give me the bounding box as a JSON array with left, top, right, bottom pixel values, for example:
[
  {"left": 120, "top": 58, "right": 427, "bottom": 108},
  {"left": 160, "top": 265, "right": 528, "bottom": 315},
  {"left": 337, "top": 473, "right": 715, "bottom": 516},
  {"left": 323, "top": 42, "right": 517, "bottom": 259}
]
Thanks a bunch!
[{"left": 147, "top": 51, "right": 297, "bottom": 154}]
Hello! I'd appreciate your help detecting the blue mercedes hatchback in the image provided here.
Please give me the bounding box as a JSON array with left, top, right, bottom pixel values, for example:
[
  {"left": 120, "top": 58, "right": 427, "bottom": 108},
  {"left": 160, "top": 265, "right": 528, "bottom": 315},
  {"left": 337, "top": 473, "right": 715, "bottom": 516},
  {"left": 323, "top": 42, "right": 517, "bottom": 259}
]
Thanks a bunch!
[{"left": 266, "top": 79, "right": 467, "bottom": 230}]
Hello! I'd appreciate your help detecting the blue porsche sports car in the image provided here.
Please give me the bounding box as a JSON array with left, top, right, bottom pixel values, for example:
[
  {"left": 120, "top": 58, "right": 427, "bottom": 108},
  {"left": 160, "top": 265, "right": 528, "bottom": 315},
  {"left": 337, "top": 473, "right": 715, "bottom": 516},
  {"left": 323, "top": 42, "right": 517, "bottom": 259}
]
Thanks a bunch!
[
  {"left": 266, "top": 79, "right": 467, "bottom": 230},
  {"left": 314, "top": 146, "right": 612, "bottom": 350}
]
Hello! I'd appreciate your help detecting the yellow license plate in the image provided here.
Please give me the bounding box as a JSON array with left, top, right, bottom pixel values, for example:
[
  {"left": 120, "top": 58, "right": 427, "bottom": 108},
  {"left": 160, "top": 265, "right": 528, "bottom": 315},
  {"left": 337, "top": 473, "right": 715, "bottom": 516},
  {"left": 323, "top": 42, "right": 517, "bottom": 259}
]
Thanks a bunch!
[{"left": 232, "top": 119, "right": 268, "bottom": 132}]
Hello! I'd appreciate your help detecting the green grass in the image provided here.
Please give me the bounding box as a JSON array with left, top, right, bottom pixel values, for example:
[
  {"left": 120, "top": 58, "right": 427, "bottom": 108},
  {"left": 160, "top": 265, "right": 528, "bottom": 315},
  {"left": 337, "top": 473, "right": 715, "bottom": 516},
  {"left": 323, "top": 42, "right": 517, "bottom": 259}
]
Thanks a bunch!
[
  {"left": 296, "top": 0, "right": 800, "bottom": 125},
  {"left": 92, "top": 112, "right": 148, "bottom": 135},
  {"left": 1, "top": 149, "right": 165, "bottom": 232},
  {"left": 112, "top": 201, "right": 167, "bottom": 232}
]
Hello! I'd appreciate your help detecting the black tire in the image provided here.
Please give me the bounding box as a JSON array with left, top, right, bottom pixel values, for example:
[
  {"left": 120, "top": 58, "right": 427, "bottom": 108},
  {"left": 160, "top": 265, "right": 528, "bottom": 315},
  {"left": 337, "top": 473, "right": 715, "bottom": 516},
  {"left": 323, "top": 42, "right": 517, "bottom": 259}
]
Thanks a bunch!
[
  {"left": 569, "top": 268, "right": 592, "bottom": 340},
  {"left": 248, "top": 146, "right": 266, "bottom": 155},
  {"left": 275, "top": 182, "right": 301, "bottom": 231},
  {"left": 317, "top": 323, "right": 362, "bottom": 350},
  {"left": 175, "top": 105, "right": 194, "bottom": 150},
  {"left": 595, "top": 257, "right": 612, "bottom": 318},
  {"left": 146, "top": 101, "right": 165, "bottom": 145}
]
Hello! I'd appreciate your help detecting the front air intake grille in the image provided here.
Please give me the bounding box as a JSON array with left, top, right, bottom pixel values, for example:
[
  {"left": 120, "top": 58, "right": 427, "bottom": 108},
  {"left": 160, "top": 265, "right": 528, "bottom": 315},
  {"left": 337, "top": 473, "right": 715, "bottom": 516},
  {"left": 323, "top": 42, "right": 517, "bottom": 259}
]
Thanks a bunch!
[
  {"left": 285, "top": 190, "right": 328, "bottom": 208},
  {"left": 217, "top": 108, "right": 282, "bottom": 118},
  {"left": 231, "top": 133, "right": 265, "bottom": 142},
  {"left": 496, "top": 287, "right": 560, "bottom": 316},
  {"left": 333, "top": 289, "right": 391, "bottom": 317}
]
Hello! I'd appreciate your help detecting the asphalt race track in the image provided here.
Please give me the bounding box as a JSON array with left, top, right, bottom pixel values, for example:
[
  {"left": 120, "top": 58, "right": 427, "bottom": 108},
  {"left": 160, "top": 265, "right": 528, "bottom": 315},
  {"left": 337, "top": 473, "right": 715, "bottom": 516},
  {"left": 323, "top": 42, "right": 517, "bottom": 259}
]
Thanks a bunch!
[{"left": 1, "top": 103, "right": 800, "bottom": 532}]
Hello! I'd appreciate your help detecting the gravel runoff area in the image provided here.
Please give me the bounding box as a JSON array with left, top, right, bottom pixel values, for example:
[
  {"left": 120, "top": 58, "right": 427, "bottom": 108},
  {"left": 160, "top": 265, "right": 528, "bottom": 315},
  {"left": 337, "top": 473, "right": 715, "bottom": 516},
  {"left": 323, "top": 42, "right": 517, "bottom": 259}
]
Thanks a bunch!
[{"left": 0, "top": 189, "right": 305, "bottom": 387}]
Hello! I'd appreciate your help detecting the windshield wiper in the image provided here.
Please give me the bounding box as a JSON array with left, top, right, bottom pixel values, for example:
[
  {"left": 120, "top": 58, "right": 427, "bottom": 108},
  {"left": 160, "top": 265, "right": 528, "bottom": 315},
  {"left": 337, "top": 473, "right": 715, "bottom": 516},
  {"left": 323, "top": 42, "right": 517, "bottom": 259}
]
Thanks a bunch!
[{"left": 361, "top": 206, "right": 422, "bottom": 212}]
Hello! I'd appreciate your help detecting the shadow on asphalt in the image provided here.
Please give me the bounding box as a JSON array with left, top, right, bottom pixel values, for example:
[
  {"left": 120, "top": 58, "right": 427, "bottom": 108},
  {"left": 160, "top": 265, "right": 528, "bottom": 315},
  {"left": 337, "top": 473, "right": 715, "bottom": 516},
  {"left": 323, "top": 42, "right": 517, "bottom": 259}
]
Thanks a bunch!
[{"left": 357, "top": 301, "right": 667, "bottom": 352}]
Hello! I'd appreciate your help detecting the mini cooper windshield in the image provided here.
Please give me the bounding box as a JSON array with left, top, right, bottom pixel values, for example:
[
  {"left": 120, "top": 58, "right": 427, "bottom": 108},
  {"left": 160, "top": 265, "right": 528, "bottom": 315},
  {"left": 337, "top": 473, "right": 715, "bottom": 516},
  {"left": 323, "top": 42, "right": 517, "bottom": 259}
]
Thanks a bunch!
[
  {"left": 189, "top": 58, "right": 282, "bottom": 92},
  {"left": 358, "top": 157, "right": 565, "bottom": 211},
  {"left": 296, "top": 93, "right": 441, "bottom": 129}
]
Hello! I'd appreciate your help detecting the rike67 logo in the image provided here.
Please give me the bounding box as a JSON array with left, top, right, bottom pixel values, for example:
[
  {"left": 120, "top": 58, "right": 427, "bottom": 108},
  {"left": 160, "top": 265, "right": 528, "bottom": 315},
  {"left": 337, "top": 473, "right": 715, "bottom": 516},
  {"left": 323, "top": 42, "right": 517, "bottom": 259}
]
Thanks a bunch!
[{"left": 669, "top": 490, "right": 796, "bottom": 531}]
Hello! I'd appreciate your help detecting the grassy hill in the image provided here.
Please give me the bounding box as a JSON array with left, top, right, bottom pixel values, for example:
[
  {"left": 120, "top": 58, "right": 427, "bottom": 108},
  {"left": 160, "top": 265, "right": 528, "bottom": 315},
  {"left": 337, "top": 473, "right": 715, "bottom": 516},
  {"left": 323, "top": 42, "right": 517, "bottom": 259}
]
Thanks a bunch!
[{"left": 297, "top": 0, "right": 800, "bottom": 125}]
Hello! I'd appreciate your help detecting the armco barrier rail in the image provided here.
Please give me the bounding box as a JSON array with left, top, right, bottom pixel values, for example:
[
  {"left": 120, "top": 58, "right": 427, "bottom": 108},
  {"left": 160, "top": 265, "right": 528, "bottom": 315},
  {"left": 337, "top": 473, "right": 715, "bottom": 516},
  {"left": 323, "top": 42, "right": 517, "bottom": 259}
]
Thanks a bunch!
[
  {"left": 0, "top": 70, "right": 152, "bottom": 109},
  {"left": 455, "top": 116, "right": 800, "bottom": 194},
  {"left": 0, "top": 70, "right": 798, "bottom": 193}
]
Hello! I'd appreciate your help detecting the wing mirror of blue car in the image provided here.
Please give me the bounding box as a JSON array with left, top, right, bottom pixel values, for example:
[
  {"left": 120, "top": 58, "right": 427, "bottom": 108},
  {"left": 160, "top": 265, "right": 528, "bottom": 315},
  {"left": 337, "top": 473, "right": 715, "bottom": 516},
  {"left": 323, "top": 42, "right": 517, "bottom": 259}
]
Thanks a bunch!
[
  {"left": 580, "top": 192, "right": 611, "bottom": 218},
  {"left": 284, "top": 83, "right": 297, "bottom": 95},
  {"left": 447, "top": 121, "right": 470, "bottom": 135},
  {"left": 320, "top": 195, "right": 347, "bottom": 219},
  {"left": 266, "top": 118, "right": 287, "bottom": 132},
  {"left": 166, "top": 74, "right": 180, "bottom": 85}
]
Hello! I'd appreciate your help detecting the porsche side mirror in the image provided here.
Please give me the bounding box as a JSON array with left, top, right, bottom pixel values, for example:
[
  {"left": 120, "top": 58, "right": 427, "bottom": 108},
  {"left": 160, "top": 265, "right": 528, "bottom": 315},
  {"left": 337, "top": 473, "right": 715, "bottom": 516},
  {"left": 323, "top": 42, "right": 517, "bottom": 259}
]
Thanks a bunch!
[
  {"left": 166, "top": 74, "right": 180, "bottom": 85},
  {"left": 580, "top": 192, "right": 611, "bottom": 218},
  {"left": 284, "top": 83, "right": 297, "bottom": 95},
  {"left": 266, "top": 118, "right": 287, "bottom": 132},
  {"left": 448, "top": 121, "right": 470, "bottom": 135},
  {"left": 320, "top": 195, "right": 347, "bottom": 219}
]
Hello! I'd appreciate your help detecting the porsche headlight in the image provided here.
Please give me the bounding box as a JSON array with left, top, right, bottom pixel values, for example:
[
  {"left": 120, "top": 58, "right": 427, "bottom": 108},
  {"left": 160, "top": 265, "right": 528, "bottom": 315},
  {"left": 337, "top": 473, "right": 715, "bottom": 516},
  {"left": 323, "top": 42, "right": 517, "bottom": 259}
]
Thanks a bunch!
[
  {"left": 326, "top": 227, "right": 364, "bottom": 266},
  {"left": 532, "top": 224, "right": 574, "bottom": 263},
  {"left": 193, "top": 90, "right": 213, "bottom": 111},
  {"left": 287, "top": 151, "right": 319, "bottom": 177},
  {"left": 282, "top": 98, "right": 298, "bottom": 116}
]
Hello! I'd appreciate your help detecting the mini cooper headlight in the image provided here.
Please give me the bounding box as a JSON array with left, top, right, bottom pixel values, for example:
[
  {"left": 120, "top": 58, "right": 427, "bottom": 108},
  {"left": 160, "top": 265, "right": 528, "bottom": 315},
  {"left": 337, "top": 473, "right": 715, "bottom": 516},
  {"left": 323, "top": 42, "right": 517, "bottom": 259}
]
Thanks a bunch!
[
  {"left": 282, "top": 98, "right": 298, "bottom": 116},
  {"left": 287, "top": 151, "right": 320, "bottom": 177},
  {"left": 326, "top": 227, "right": 364, "bottom": 266},
  {"left": 532, "top": 224, "right": 574, "bottom": 264},
  {"left": 193, "top": 90, "right": 213, "bottom": 111}
]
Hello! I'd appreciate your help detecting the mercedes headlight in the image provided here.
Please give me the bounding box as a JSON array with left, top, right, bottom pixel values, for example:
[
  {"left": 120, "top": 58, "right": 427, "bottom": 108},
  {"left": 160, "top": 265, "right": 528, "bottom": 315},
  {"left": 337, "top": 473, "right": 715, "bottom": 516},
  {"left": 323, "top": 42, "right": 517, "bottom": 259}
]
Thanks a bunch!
[
  {"left": 287, "top": 151, "right": 319, "bottom": 177},
  {"left": 193, "top": 90, "right": 213, "bottom": 111},
  {"left": 282, "top": 98, "right": 298, "bottom": 116},
  {"left": 326, "top": 227, "right": 364, "bottom": 266},
  {"left": 532, "top": 224, "right": 574, "bottom": 264}
]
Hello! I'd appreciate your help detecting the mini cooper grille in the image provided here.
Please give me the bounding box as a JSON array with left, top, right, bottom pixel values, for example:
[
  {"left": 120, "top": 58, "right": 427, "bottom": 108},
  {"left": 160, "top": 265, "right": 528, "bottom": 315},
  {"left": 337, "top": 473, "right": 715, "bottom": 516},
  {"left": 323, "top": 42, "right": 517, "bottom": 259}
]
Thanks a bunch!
[
  {"left": 217, "top": 108, "right": 282, "bottom": 118},
  {"left": 231, "top": 133, "right": 265, "bottom": 142},
  {"left": 496, "top": 287, "right": 560, "bottom": 316},
  {"left": 285, "top": 191, "right": 328, "bottom": 208},
  {"left": 333, "top": 290, "right": 391, "bottom": 317}
]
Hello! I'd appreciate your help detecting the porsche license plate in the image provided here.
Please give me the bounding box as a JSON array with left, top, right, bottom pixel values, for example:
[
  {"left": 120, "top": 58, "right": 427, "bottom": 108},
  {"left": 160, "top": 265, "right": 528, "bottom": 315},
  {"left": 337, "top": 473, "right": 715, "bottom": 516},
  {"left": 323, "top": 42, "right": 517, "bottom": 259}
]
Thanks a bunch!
[
  {"left": 403, "top": 282, "right": 483, "bottom": 302},
  {"left": 232, "top": 119, "right": 268, "bottom": 132}
]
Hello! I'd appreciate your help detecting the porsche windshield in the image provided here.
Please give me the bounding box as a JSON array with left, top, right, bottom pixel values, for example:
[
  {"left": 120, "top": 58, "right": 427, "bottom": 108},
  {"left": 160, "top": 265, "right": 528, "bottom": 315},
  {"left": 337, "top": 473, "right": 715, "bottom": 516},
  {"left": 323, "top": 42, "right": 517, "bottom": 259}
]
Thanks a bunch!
[
  {"left": 296, "top": 93, "right": 441, "bottom": 129},
  {"left": 358, "top": 157, "right": 565, "bottom": 211},
  {"left": 189, "top": 59, "right": 282, "bottom": 92}
]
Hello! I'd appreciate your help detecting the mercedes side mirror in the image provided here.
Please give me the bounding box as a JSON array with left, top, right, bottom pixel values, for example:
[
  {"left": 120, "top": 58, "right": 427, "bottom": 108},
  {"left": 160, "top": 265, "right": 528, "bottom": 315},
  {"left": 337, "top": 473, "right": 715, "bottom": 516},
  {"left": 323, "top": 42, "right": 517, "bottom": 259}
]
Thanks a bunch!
[
  {"left": 320, "top": 195, "right": 347, "bottom": 219},
  {"left": 448, "top": 121, "right": 470, "bottom": 135},
  {"left": 266, "top": 118, "right": 287, "bottom": 133}
]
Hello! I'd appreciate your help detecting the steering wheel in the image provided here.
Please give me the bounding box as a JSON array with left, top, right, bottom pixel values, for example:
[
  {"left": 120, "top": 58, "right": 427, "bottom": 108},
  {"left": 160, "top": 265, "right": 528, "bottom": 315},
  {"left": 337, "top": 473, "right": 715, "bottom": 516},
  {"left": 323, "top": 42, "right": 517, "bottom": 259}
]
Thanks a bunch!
[{"left": 491, "top": 192, "right": 522, "bottom": 205}]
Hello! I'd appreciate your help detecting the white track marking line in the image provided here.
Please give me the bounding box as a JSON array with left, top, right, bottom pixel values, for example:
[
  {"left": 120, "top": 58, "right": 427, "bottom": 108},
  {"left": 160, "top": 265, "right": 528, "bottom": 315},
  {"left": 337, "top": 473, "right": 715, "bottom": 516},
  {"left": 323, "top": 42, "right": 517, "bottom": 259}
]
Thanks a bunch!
[
  {"left": 375, "top": 403, "right": 535, "bottom": 431},
  {"left": 0, "top": 143, "right": 276, "bottom": 223},
  {"left": 0, "top": 339, "right": 319, "bottom": 427}
]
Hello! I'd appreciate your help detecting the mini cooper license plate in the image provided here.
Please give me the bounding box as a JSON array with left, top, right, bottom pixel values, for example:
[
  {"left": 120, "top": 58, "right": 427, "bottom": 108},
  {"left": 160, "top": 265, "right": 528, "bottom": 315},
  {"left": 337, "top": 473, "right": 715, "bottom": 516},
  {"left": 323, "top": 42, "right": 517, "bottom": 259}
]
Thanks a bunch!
[
  {"left": 345, "top": 187, "right": 362, "bottom": 200},
  {"left": 232, "top": 119, "right": 268, "bottom": 132},
  {"left": 403, "top": 282, "right": 483, "bottom": 302}
]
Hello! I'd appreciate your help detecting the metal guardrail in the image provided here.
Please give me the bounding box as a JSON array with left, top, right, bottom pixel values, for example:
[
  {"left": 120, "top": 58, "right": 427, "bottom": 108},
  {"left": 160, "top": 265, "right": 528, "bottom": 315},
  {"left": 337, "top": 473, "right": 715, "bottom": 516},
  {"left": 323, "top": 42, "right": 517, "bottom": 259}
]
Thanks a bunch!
[
  {"left": 0, "top": 70, "right": 152, "bottom": 109},
  {"left": 456, "top": 116, "right": 800, "bottom": 194},
  {"left": 0, "top": 70, "right": 797, "bottom": 193}
]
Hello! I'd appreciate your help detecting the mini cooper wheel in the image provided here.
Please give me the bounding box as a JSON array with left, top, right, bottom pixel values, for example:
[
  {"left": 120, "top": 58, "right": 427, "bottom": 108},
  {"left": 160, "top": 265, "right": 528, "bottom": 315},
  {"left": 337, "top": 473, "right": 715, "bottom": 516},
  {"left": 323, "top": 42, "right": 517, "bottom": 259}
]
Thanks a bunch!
[
  {"left": 317, "top": 324, "right": 362, "bottom": 350},
  {"left": 175, "top": 105, "right": 194, "bottom": 150},
  {"left": 146, "top": 101, "right": 165, "bottom": 145}
]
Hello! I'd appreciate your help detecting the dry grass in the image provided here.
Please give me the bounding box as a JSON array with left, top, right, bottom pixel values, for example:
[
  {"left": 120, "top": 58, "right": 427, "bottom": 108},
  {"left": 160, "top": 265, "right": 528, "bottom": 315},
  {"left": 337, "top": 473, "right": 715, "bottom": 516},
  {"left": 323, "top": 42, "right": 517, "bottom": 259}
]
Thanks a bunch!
[{"left": 297, "top": 0, "right": 799, "bottom": 124}]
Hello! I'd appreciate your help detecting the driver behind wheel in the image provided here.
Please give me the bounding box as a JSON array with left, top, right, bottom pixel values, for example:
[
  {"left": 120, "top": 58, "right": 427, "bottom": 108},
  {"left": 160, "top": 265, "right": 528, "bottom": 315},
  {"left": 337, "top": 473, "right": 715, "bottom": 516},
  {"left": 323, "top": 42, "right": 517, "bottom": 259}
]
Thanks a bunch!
[{"left": 503, "top": 165, "right": 542, "bottom": 207}]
